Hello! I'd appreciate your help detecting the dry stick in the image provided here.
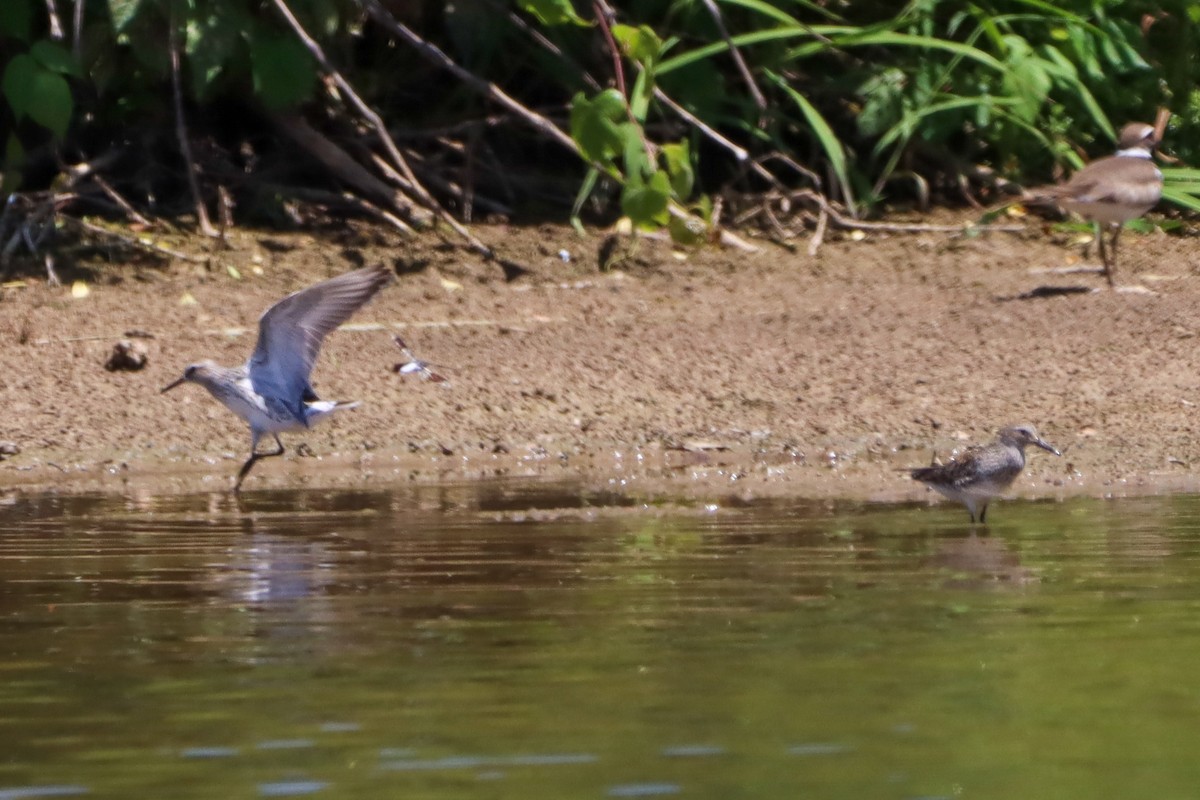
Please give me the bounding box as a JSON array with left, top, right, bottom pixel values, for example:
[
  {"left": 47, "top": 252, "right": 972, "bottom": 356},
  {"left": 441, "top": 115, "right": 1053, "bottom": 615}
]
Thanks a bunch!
[
  {"left": 358, "top": 0, "right": 577, "bottom": 154},
  {"left": 43, "top": 0, "right": 63, "bottom": 39},
  {"left": 498, "top": 0, "right": 793, "bottom": 209},
  {"left": 271, "top": 110, "right": 428, "bottom": 223},
  {"left": 699, "top": 0, "right": 768, "bottom": 119},
  {"left": 496, "top": 2, "right": 602, "bottom": 92},
  {"left": 168, "top": 19, "right": 217, "bottom": 237},
  {"left": 366, "top": 149, "right": 511, "bottom": 217},
  {"left": 756, "top": 152, "right": 824, "bottom": 193},
  {"left": 591, "top": 0, "right": 658, "bottom": 164},
  {"left": 362, "top": 0, "right": 746, "bottom": 251},
  {"left": 271, "top": 0, "right": 493, "bottom": 259},
  {"left": 592, "top": 0, "right": 627, "bottom": 98},
  {"left": 64, "top": 216, "right": 207, "bottom": 262},
  {"left": 793, "top": 189, "right": 1025, "bottom": 234},
  {"left": 500, "top": 6, "right": 778, "bottom": 249},
  {"left": 808, "top": 205, "right": 828, "bottom": 256},
  {"left": 90, "top": 175, "right": 153, "bottom": 227},
  {"left": 71, "top": 0, "right": 83, "bottom": 58},
  {"left": 272, "top": 184, "right": 415, "bottom": 235},
  {"left": 654, "top": 89, "right": 749, "bottom": 165},
  {"left": 501, "top": 7, "right": 758, "bottom": 183}
]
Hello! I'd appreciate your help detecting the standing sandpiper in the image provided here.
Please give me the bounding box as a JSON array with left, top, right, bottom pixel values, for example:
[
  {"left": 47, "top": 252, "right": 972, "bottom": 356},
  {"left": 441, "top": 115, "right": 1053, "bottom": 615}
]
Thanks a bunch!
[
  {"left": 909, "top": 424, "right": 1060, "bottom": 524},
  {"left": 162, "top": 264, "right": 391, "bottom": 492},
  {"left": 1029, "top": 122, "right": 1162, "bottom": 288}
]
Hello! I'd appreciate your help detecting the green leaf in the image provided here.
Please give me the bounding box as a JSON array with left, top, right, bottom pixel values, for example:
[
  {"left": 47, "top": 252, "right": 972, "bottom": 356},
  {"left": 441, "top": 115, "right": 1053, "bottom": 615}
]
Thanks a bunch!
[
  {"left": 668, "top": 213, "right": 707, "bottom": 246},
  {"left": 297, "top": 0, "right": 341, "bottom": 38},
  {"left": 1001, "top": 37, "right": 1050, "bottom": 122},
  {"left": 612, "top": 24, "right": 662, "bottom": 66},
  {"left": 621, "top": 169, "right": 671, "bottom": 228},
  {"left": 3, "top": 133, "right": 26, "bottom": 193},
  {"left": 28, "top": 70, "right": 72, "bottom": 138},
  {"left": 569, "top": 89, "right": 628, "bottom": 165},
  {"left": 717, "top": 0, "right": 841, "bottom": 25},
  {"left": 518, "top": 0, "right": 588, "bottom": 27},
  {"left": 30, "top": 40, "right": 81, "bottom": 77},
  {"left": 661, "top": 141, "right": 694, "bottom": 201},
  {"left": 186, "top": 7, "right": 245, "bottom": 100},
  {"left": 856, "top": 68, "right": 904, "bottom": 138},
  {"left": 2, "top": 54, "right": 37, "bottom": 119},
  {"left": 5, "top": 55, "right": 73, "bottom": 138},
  {"left": 628, "top": 66, "right": 652, "bottom": 124},
  {"left": 249, "top": 34, "right": 316, "bottom": 110},
  {"left": 570, "top": 167, "right": 600, "bottom": 234},
  {"left": 1161, "top": 186, "right": 1200, "bottom": 214},
  {"left": 765, "top": 69, "right": 856, "bottom": 214},
  {"left": 107, "top": 0, "right": 144, "bottom": 33},
  {"left": 1163, "top": 167, "right": 1200, "bottom": 182},
  {"left": 620, "top": 121, "right": 650, "bottom": 183},
  {"left": 659, "top": 25, "right": 853, "bottom": 74},
  {"left": 0, "top": 0, "right": 32, "bottom": 41}
]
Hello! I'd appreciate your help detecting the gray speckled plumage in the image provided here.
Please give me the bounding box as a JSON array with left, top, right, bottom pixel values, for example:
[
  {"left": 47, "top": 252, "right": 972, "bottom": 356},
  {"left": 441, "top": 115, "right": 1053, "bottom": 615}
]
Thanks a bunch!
[
  {"left": 162, "top": 265, "right": 391, "bottom": 492},
  {"left": 910, "top": 424, "right": 1061, "bottom": 524}
]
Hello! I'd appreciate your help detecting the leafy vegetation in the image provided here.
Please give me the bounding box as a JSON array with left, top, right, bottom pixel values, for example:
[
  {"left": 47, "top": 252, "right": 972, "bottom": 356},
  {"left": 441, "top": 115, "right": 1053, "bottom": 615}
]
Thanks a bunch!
[{"left": 1, "top": 0, "right": 1199, "bottom": 251}]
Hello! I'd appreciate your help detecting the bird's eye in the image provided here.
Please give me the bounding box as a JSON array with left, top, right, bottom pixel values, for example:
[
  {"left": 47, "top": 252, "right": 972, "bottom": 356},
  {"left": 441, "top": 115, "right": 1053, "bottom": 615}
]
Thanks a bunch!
[{"left": 185, "top": 366, "right": 196, "bottom": 378}]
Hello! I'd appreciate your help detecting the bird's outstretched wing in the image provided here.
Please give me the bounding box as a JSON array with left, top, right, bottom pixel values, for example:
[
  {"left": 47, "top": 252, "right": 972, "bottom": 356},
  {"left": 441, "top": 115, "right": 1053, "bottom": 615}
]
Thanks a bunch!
[{"left": 249, "top": 265, "right": 391, "bottom": 407}]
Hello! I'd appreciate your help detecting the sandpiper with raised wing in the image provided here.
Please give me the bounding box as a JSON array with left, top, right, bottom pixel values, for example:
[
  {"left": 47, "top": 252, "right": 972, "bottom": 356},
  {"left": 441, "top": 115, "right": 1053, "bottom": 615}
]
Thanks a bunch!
[
  {"left": 162, "top": 264, "right": 391, "bottom": 492},
  {"left": 910, "top": 424, "right": 1060, "bottom": 524}
]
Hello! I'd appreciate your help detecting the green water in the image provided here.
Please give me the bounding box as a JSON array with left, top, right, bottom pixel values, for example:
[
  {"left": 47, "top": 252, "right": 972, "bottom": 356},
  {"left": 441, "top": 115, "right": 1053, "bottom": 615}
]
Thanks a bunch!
[{"left": 3, "top": 485, "right": 1200, "bottom": 798}]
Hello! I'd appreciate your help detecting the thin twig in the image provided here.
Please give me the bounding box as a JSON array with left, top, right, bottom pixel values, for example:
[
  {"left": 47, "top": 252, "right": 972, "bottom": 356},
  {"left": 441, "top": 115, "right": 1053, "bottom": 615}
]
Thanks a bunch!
[
  {"left": 366, "top": 147, "right": 511, "bottom": 217},
  {"left": 592, "top": 0, "right": 657, "bottom": 163},
  {"left": 498, "top": 0, "right": 601, "bottom": 91},
  {"left": 65, "top": 217, "right": 207, "bottom": 262},
  {"left": 270, "top": 109, "right": 427, "bottom": 222},
  {"left": 361, "top": 0, "right": 747, "bottom": 252},
  {"left": 793, "top": 189, "right": 1025, "bottom": 234},
  {"left": 755, "top": 152, "right": 823, "bottom": 193},
  {"left": 269, "top": 184, "right": 416, "bottom": 235},
  {"left": 654, "top": 88, "right": 748, "bottom": 163},
  {"left": 44, "top": 253, "right": 60, "bottom": 286},
  {"left": 699, "top": 0, "right": 767, "bottom": 119},
  {"left": 71, "top": 0, "right": 83, "bottom": 58},
  {"left": 808, "top": 204, "right": 828, "bottom": 256},
  {"left": 592, "top": 0, "right": 627, "bottom": 98},
  {"left": 274, "top": 0, "right": 493, "bottom": 259},
  {"left": 43, "top": 0, "right": 63, "bottom": 39},
  {"left": 358, "top": 0, "right": 577, "bottom": 154},
  {"left": 89, "top": 175, "right": 153, "bottom": 227},
  {"left": 168, "top": 14, "right": 217, "bottom": 236}
]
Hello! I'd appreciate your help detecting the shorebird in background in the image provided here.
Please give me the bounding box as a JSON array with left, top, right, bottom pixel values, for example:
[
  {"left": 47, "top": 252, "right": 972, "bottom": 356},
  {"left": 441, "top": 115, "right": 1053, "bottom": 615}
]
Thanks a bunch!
[
  {"left": 392, "top": 334, "right": 448, "bottom": 384},
  {"left": 909, "top": 424, "right": 1060, "bottom": 524},
  {"left": 1028, "top": 122, "right": 1162, "bottom": 288},
  {"left": 162, "top": 265, "right": 391, "bottom": 492}
]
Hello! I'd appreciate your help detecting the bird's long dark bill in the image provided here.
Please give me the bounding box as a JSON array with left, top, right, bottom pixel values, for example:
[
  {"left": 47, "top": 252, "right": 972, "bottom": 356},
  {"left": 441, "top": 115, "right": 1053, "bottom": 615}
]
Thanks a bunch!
[
  {"left": 161, "top": 376, "right": 187, "bottom": 393},
  {"left": 1036, "top": 439, "right": 1062, "bottom": 456}
]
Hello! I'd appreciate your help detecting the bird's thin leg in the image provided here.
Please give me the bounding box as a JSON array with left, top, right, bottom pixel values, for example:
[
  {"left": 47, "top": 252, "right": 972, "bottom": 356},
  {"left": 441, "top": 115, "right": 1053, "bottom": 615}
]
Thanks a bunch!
[
  {"left": 1106, "top": 224, "right": 1123, "bottom": 288},
  {"left": 979, "top": 503, "right": 989, "bottom": 524},
  {"left": 233, "top": 433, "right": 286, "bottom": 493}
]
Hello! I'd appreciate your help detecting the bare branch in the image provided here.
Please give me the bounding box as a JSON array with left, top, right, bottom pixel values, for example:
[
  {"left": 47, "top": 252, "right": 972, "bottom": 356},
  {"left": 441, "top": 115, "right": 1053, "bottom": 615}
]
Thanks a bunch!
[
  {"left": 65, "top": 216, "right": 208, "bottom": 261},
  {"left": 358, "top": 0, "right": 578, "bottom": 155},
  {"left": 168, "top": 15, "right": 218, "bottom": 237},
  {"left": 271, "top": 0, "right": 496, "bottom": 259},
  {"left": 699, "top": 0, "right": 768, "bottom": 119},
  {"left": 43, "top": 0, "right": 63, "bottom": 39},
  {"left": 89, "top": 175, "right": 153, "bottom": 228},
  {"left": 71, "top": 0, "right": 83, "bottom": 57}
]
